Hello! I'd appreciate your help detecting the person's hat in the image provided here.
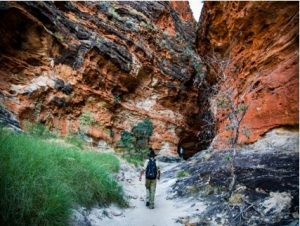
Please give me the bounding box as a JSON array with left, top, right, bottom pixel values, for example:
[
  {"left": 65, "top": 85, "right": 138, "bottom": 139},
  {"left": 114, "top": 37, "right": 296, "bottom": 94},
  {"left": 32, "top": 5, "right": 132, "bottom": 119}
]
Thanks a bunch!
[{"left": 148, "top": 148, "right": 157, "bottom": 157}]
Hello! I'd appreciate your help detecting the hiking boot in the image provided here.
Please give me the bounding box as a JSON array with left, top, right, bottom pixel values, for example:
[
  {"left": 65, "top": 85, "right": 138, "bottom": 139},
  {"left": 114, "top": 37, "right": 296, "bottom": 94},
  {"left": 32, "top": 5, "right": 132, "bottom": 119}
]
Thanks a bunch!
[
  {"left": 149, "top": 205, "right": 154, "bottom": 209},
  {"left": 146, "top": 202, "right": 149, "bottom": 207}
]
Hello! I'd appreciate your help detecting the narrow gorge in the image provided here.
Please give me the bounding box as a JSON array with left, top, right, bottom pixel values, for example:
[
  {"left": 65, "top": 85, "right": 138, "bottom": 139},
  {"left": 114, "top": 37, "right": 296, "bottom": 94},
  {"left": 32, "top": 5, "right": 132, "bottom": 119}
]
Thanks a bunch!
[{"left": 0, "top": 1, "right": 298, "bottom": 226}]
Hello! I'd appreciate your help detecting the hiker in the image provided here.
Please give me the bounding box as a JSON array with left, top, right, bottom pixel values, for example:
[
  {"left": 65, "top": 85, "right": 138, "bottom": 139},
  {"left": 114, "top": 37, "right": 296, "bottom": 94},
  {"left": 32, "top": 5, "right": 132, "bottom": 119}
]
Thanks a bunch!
[
  {"left": 139, "top": 148, "right": 160, "bottom": 209},
  {"left": 178, "top": 145, "right": 185, "bottom": 159}
]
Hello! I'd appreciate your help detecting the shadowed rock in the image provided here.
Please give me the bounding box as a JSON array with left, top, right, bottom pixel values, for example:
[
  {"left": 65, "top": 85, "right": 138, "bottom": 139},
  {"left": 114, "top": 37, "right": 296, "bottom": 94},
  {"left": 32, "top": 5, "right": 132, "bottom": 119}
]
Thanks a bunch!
[
  {"left": 166, "top": 129, "right": 299, "bottom": 226},
  {"left": 0, "top": 103, "right": 21, "bottom": 132}
]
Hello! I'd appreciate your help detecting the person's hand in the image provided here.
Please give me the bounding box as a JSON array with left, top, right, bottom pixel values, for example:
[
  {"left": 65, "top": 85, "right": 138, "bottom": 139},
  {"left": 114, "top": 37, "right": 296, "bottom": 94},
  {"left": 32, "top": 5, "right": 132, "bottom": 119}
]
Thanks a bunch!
[{"left": 157, "top": 177, "right": 160, "bottom": 180}]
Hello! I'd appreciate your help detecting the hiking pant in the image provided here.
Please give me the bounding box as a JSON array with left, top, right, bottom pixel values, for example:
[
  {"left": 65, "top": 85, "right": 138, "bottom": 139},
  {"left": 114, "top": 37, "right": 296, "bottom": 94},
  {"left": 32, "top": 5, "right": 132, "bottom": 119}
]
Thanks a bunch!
[{"left": 145, "top": 179, "right": 157, "bottom": 207}]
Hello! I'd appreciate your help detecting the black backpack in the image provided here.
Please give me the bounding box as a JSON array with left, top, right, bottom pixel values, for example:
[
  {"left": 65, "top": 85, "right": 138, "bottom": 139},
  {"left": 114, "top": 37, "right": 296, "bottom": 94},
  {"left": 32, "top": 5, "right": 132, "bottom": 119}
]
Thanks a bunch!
[{"left": 145, "top": 159, "right": 157, "bottom": 179}]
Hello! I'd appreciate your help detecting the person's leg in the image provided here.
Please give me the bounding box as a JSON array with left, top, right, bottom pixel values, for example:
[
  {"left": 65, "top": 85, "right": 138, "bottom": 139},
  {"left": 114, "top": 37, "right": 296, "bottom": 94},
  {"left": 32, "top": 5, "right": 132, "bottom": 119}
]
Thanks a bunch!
[
  {"left": 145, "top": 179, "right": 150, "bottom": 206},
  {"left": 149, "top": 179, "right": 157, "bottom": 209}
]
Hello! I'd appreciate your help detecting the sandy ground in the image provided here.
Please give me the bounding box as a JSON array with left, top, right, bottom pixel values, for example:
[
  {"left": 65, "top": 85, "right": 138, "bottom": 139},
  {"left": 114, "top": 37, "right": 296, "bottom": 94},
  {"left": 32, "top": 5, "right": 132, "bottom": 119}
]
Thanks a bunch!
[{"left": 84, "top": 160, "right": 206, "bottom": 226}]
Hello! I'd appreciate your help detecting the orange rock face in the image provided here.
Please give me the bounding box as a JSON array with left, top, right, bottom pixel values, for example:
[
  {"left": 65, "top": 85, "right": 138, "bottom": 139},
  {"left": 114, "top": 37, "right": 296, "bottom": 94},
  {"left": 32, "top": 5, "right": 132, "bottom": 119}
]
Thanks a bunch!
[
  {"left": 1, "top": 1, "right": 297, "bottom": 156},
  {"left": 0, "top": 1, "right": 201, "bottom": 155},
  {"left": 197, "top": 2, "right": 299, "bottom": 148}
]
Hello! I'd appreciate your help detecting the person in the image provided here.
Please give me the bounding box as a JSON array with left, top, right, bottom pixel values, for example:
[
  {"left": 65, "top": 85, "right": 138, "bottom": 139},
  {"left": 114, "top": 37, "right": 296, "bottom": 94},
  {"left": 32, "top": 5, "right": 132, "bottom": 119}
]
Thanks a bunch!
[
  {"left": 178, "top": 145, "right": 185, "bottom": 159},
  {"left": 139, "top": 148, "right": 160, "bottom": 209}
]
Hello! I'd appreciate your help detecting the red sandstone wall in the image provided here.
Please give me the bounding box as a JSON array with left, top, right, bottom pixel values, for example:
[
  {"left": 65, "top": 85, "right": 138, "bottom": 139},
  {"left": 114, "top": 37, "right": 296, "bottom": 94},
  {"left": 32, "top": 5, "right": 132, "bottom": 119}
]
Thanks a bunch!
[
  {"left": 197, "top": 1, "right": 299, "bottom": 148},
  {"left": 0, "top": 1, "right": 198, "bottom": 155}
]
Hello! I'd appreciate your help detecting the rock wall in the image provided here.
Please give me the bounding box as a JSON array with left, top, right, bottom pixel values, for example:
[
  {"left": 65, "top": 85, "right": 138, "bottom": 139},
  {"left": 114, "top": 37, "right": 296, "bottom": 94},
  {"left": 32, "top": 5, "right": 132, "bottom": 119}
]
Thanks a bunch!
[
  {"left": 197, "top": 2, "right": 299, "bottom": 148},
  {"left": 0, "top": 1, "right": 298, "bottom": 156},
  {"left": 0, "top": 1, "right": 203, "bottom": 155},
  {"left": 0, "top": 104, "right": 21, "bottom": 132}
]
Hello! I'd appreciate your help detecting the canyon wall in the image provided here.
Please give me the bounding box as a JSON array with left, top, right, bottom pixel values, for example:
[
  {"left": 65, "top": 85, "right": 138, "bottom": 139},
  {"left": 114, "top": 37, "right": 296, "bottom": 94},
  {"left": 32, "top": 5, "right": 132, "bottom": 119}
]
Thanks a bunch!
[
  {"left": 197, "top": 1, "right": 299, "bottom": 148},
  {"left": 0, "top": 1, "right": 298, "bottom": 156},
  {"left": 0, "top": 1, "right": 206, "bottom": 155}
]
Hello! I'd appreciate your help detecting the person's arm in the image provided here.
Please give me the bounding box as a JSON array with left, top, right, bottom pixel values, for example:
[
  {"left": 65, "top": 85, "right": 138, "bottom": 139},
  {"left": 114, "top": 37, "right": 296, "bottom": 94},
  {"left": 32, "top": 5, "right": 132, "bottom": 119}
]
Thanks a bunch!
[
  {"left": 139, "top": 160, "right": 147, "bottom": 181},
  {"left": 157, "top": 161, "right": 161, "bottom": 180},
  {"left": 139, "top": 169, "right": 144, "bottom": 181}
]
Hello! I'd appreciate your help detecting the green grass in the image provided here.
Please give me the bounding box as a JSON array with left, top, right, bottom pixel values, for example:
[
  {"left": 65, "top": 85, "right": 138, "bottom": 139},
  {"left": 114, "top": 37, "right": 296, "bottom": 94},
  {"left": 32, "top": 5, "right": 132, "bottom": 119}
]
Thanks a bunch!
[
  {"left": 25, "top": 121, "right": 85, "bottom": 150},
  {"left": 24, "top": 121, "right": 57, "bottom": 139},
  {"left": 64, "top": 133, "right": 85, "bottom": 149},
  {"left": 0, "top": 129, "right": 127, "bottom": 226}
]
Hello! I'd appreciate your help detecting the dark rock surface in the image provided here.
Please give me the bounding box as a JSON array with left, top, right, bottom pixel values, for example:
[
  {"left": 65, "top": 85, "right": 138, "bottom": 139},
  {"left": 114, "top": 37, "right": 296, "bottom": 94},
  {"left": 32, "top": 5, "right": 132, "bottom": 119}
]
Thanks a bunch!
[
  {"left": 54, "top": 79, "right": 73, "bottom": 95},
  {"left": 13, "top": 1, "right": 197, "bottom": 78},
  {"left": 165, "top": 129, "right": 299, "bottom": 226},
  {"left": 0, "top": 103, "right": 21, "bottom": 132},
  {"left": 156, "top": 155, "right": 182, "bottom": 163}
]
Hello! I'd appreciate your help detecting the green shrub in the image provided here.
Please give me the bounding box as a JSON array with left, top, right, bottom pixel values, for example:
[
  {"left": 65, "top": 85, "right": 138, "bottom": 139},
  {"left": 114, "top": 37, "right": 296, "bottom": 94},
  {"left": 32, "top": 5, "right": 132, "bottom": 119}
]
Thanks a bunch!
[
  {"left": 0, "top": 130, "right": 126, "bottom": 226},
  {"left": 131, "top": 118, "right": 153, "bottom": 140},
  {"left": 79, "top": 112, "right": 96, "bottom": 127},
  {"left": 176, "top": 170, "right": 190, "bottom": 178},
  {"left": 118, "top": 130, "right": 135, "bottom": 149},
  {"left": 123, "top": 148, "right": 149, "bottom": 165},
  {"left": 118, "top": 118, "right": 153, "bottom": 163}
]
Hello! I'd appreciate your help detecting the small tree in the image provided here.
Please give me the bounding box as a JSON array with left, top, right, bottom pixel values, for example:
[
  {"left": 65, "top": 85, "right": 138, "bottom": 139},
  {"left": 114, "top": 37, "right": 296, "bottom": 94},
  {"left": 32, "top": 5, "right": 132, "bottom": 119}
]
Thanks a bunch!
[
  {"left": 132, "top": 118, "right": 153, "bottom": 158},
  {"left": 118, "top": 131, "right": 135, "bottom": 154},
  {"left": 205, "top": 54, "right": 254, "bottom": 197},
  {"left": 132, "top": 119, "right": 153, "bottom": 141},
  {"left": 216, "top": 91, "right": 248, "bottom": 149},
  {"left": 118, "top": 118, "right": 153, "bottom": 160}
]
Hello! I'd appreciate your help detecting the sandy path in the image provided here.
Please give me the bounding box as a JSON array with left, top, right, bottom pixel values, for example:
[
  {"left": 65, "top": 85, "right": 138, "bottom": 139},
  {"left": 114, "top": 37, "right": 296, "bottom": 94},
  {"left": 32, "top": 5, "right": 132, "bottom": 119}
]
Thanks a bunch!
[
  {"left": 77, "top": 160, "right": 206, "bottom": 226},
  {"left": 99, "top": 161, "right": 187, "bottom": 226}
]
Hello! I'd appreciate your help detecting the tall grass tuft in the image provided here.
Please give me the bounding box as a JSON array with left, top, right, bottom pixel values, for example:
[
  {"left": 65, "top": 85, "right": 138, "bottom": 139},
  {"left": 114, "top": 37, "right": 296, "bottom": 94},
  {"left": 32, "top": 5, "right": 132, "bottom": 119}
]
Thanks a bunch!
[
  {"left": 64, "top": 133, "right": 85, "bottom": 149},
  {"left": 24, "top": 121, "right": 57, "bottom": 139},
  {"left": 0, "top": 129, "right": 127, "bottom": 226}
]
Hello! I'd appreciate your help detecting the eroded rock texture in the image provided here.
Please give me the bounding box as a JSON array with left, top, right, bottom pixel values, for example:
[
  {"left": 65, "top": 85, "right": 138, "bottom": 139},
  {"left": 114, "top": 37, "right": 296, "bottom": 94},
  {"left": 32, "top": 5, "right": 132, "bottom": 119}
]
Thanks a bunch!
[
  {"left": 165, "top": 129, "right": 299, "bottom": 225},
  {"left": 0, "top": 1, "right": 205, "bottom": 155},
  {"left": 197, "top": 2, "right": 299, "bottom": 148},
  {"left": 0, "top": 1, "right": 298, "bottom": 157}
]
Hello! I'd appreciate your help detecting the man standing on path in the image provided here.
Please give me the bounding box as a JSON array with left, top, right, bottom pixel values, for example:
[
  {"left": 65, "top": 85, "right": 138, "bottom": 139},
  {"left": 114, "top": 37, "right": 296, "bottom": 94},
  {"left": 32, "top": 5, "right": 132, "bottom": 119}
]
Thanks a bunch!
[{"left": 139, "top": 148, "right": 160, "bottom": 209}]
